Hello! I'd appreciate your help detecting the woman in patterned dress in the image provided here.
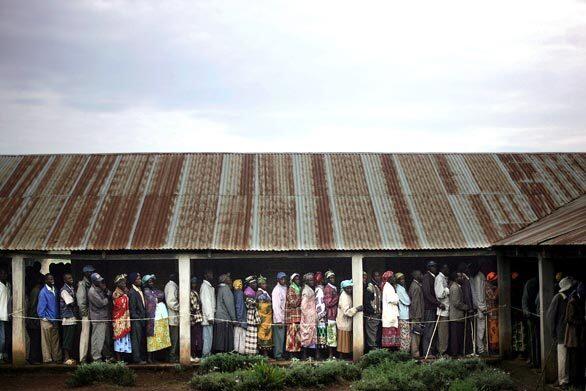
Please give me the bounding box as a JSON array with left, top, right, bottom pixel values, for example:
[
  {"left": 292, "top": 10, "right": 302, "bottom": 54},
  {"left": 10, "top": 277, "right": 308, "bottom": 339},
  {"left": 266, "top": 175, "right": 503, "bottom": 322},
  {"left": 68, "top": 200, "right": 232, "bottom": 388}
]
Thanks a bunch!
[
  {"left": 485, "top": 272, "right": 499, "bottom": 354},
  {"left": 314, "top": 271, "right": 327, "bottom": 359},
  {"left": 244, "top": 275, "right": 260, "bottom": 355},
  {"left": 285, "top": 273, "right": 303, "bottom": 355},
  {"left": 256, "top": 275, "right": 273, "bottom": 355},
  {"left": 112, "top": 274, "right": 132, "bottom": 361},
  {"left": 190, "top": 277, "right": 203, "bottom": 362},
  {"left": 143, "top": 274, "right": 171, "bottom": 363}
]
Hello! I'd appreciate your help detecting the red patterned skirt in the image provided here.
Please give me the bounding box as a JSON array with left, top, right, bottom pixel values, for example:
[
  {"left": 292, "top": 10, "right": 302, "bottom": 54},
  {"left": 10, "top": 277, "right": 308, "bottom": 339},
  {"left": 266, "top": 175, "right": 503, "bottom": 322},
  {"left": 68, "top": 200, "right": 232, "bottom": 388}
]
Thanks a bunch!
[{"left": 381, "top": 326, "right": 400, "bottom": 348}]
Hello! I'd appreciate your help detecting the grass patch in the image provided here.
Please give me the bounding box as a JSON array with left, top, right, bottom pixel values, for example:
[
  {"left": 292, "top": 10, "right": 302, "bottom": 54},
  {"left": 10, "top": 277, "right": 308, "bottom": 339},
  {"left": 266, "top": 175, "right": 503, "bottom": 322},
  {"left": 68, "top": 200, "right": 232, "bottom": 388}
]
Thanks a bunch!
[
  {"left": 357, "top": 348, "right": 412, "bottom": 369},
  {"left": 198, "top": 352, "right": 267, "bottom": 373},
  {"left": 66, "top": 361, "right": 136, "bottom": 387}
]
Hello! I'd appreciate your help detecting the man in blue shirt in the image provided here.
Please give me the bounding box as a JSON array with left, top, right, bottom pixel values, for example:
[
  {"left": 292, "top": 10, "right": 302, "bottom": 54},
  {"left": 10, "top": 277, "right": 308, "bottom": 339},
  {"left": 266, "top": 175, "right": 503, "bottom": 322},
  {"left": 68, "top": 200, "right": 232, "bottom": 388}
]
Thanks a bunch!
[{"left": 37, "top": 273, "right": 62, "bottom": 363}]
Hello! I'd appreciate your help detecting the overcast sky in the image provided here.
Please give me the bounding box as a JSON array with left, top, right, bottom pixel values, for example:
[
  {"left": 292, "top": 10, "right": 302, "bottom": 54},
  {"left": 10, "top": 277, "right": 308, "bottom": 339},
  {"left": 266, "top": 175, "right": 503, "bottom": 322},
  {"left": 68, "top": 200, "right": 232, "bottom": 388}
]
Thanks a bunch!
[{"left": 0, "top": 0, "right": 585, "bottom": 154}]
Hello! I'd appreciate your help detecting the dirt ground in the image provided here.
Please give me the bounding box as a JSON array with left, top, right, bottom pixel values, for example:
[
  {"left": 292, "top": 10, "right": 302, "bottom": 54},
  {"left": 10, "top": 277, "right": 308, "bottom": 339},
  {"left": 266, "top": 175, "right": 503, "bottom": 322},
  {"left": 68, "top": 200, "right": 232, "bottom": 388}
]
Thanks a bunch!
[{"left": 0, "top": 359, "right": 553, "bottom": 391}]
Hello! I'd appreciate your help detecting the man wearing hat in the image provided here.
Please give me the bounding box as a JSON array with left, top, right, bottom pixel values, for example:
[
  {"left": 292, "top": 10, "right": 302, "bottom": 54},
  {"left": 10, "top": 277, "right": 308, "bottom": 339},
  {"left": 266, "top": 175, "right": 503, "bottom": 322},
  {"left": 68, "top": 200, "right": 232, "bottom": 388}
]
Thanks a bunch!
[
  {"left": 546, "top": 276, "right": 575, "bottom": 389},
  {"left": 128, "top": 272, "right": 147, "bottom": 364},
  {"left": 88, "top": 272, "right": 112, "bottom": 362},
  {"left": 76, "top": 265, "right": 95, "bottom": 363},
  {"left": 271, "top": 272, "right": 288, "bottom": 360}
]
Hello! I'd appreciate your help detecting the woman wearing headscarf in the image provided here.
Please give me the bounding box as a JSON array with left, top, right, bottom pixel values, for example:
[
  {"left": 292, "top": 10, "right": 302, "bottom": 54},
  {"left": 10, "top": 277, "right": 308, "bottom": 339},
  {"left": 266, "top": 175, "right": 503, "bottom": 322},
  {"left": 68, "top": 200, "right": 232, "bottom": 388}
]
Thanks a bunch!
[
  {"left": 112, "top": 274, "right": 132, "bottom": 362},
  {"left": 213, "top": 273, "right": 236, "bottom": 352},
  {"left": 314, "top": 271, "right": 327, "bottom": 358},
  {"left": 381, "top": 271, "right": 400, "bottom": 349},
  {"left": 143, "top": 275, "right": 171, "bottom": 363},
  {"left": 190, "top": 277, "right": 203, "bottom": 363},
  {"left": 256, "top": 275, "right": 273, "bottom": 355},
  {"left": 285, "top": 273, "right": 303, "bottom": 355},
  {"left": 336, "top": 280, "right": 363, "bottom": 357},
  {"left": 243, "top": 276, "right": 260, "bottom": 355},
  {"left": 300, "top": 272, "right": 318, "bottom": 360},
  {"left": 323, "top": 270, "right": 339, "bottom": 358},
  {"left": 233, "top": 279, "right": 246, "bottom": 354},
  {"left": 485, "top": 272, "right": 499, "bottom": 354},
  {"left": 395, "top": 272, "right": 411, "bottom": 352}
]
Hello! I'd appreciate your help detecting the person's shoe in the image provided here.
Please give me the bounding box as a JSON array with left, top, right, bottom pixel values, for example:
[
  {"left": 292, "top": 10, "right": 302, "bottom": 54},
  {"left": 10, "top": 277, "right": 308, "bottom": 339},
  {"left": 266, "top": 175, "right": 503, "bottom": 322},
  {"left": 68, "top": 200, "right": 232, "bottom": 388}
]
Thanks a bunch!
[{"left": 190, "top": 357, "right": 200, "bottom": 363}]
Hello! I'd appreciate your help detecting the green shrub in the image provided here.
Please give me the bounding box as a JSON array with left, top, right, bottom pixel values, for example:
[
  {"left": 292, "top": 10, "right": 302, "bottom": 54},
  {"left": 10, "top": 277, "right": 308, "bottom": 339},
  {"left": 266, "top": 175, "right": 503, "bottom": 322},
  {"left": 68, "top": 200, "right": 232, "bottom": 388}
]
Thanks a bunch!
[
  {"left": 314, "top": 359, "right": 361, "bottom": 383},
  {"left": 357, "top": 348, "right": 412, "bottom": 369},
  {"left": 284, "top": 362, "right": 319, "bottom": 387},
  {"left": 467, "top": 368, "right": 515, "bottom": 391},
  {"left": 240, "top": 362, "right": 286, "bottom": 391},
  {"left": 449, "top": 379, "right": 477, "bottom": 391},
  {"left": 66, "top": 361, "right": 136, "bottom": 387},
  {"left": 198, "top": 353, "right": 267, "bottom": 373},
  {"left": 358, "top": 360, "right": 427, "bottom": 391},
  {"left": 190, "top": 371, "right": 240, "bottom": 391}
]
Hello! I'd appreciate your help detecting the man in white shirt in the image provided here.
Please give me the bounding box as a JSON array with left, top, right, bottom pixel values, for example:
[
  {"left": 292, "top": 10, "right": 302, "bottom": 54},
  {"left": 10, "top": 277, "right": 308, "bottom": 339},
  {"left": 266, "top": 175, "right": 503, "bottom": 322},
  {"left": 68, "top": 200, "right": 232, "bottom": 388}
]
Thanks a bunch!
[
  {"left": 165, "top": 274, "right": 180, "bottom": 362},
  {"left": 470, "top": 264, "right": 487, "bottom": 355},
  {"left": 434, "top": 264, "right": 450, "bottom": 357},
  {"left": 0, "top": 268, "right": 11, "bottom": 362},
  {"left": 199, "top": 270, "right": 215, "bottom": 358}
]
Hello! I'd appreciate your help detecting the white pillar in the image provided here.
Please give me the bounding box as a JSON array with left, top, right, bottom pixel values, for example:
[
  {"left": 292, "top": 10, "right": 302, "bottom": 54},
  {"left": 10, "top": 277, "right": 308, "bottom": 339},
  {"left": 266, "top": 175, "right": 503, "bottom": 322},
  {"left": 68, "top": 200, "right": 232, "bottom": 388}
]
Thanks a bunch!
[
  {"left": 178, "top": 255, "right": 191, "bottom": 365},
  {"left": 497, "top": 254, "right": 511, "bottom": 357},
  {"left": 538, "top": 253, "right": 556, "bottom": 382},
  {"left": 351, "top": 254, "right": 364, "bottom": 361},
  {"left": 11, "top": 255, "right": 26, "bottom": 366}
]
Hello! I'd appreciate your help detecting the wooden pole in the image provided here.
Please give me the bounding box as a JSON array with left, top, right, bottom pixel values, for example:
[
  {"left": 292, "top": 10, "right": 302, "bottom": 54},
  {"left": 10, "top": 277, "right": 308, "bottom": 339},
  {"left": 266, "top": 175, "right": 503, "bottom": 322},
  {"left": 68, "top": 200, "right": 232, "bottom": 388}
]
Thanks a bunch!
[
  {"left": 11, "top": 255, "right": 26, "bottom": 366},
  {"left": 538, "top": 252, "right": 556, "bottom": 382},
  {"left": 351, "top": 254, "right": 364, "bottom": 361},
  {"left": 178, "top": 255, "right": 191, "bottom": 365},
  {"left": 497, "top": 254, "right": 511, "bottom": 358}
]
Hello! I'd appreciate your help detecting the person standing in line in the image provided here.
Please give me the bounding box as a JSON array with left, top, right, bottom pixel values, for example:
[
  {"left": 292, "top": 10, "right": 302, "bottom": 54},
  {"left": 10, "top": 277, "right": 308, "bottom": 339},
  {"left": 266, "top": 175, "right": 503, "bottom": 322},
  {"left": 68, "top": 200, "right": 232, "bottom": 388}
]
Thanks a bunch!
[
  {"left": 200, "top": 270, "right": 215, "bottom": 358},
  {"left": 243, "top": 276, "right": 260, "bottom": 355},
  {"left": 27, "top": 273, "right": 43, "bottom": 364},
  {"left": 256, "top": 275, "right": 273, "bottom": 356},
  {"left": 409, "top": 270, "right": 424, "bottom": 358},
  {"left": 285, "top": 273, "right": 303, "bottom": 356},
  {"left": 112, "top": 274, "right": 132, "bottom": 362},
  {"left": 422, "top": 261, "right": 442, "bottom": 358},
  {"left": 143, "top": 275, "right": 171, "bottom": 363},
  {"left": 546, "top": 277, "right": 574, "bottom": 389},
  {"left": 88, "top": 273, "right": 112, "bottom": 362},
  {"left": 233, "top": 279, "right": 246, "bottom": 354},
  {"left": 448, "top": 272, "right": 469, "bottom": 357},
  {"left": 395, "top": 272, "right": 411, "bottom": 352},
  {"left": 485, "top": 272, "right": 499, "bottom": 354},
  {"left": 76, "top": 264, "right": 95, "bottom": 363},
  {"left": 59, "top": 273, "right": 78, "bottom": 365},
  {"left": 164, "top": 273, "right": 180, "bottom": 362},
  {"left": 128, "top": 272, "right": 146, "bottom": 364},
  {"left": 189, "top": 277, "right": 203, "bottom": 363},
  {"left": 323, "top": 270, "right": 339, "bottom": 358},
  {"left": 564, "top": 282, "right": 584, "bottom": 389},
  {"left": 300, "top": 273, "right": 318, "bottom": 360},
  {"left": 271, "top": 272, "right": 287, "bottom": 360},
  {"left": 381, "top": 271, "right": 400, "bottom": 350},
  {"left": 213, "top": 273, "right": 236, "bottom": 353},
  {"left": 364, "top": 271, "right": 382, "bottom": 352},
  {"left": 459, "top": 263, "right": 475, "bottom": 355},
  {"left": 314, "top": 272, "right": 327, "bottom": 359},
  {"left": 434, "top": 264, "right": 450, "bottom": 358},
  {"left": 37, "top": 273, "right": 62, "bottom": 363},
  {"left": 0, "top": 268, "right": 11, "bottom": 363},
  {"left": 471, "top": 263, "right": 487, "bottom": 355},
  {"left": 336, "top": 280, "right": 363, "bottom": 358},
  {"left": 522, "top": 276, "right": 540, "bottom": 368}
]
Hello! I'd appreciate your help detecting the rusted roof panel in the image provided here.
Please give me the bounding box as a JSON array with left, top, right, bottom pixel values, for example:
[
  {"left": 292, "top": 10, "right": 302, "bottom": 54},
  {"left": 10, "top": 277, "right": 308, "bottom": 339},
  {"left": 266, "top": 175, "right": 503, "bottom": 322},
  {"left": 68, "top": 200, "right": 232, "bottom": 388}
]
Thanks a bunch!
[
  {"left": 0, "top": 153, "right": 583, "bottom": 251},
  {"left": 494, "top": 195, "right": 586, "bottom": 246}
]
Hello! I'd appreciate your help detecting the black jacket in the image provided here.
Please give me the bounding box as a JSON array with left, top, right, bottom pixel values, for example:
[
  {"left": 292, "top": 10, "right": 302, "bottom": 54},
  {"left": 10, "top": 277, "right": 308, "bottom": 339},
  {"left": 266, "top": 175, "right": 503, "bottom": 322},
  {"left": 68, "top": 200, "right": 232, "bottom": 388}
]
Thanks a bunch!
[{"left": 129, "top": 287, "right": 146, "bottom": 324}]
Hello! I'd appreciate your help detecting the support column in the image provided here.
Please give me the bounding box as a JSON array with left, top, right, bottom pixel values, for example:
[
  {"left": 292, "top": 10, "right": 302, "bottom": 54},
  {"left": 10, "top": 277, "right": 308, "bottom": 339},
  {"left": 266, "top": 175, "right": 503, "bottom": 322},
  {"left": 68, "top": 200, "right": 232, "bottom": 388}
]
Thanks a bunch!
[
  {"left": 351, "top": 254, "right": 364, "bottom": 361},
  {"left": 538, "top": 253, "right": 556, "bottom": 382},
  {"left": 496, "top": 254, "right": 511, "bottom": 358},
  {"left": 178, "top": 255, "right": 191, "bottom": 366},
  {"left": 11, "top": 255, "right": 26, "bottom": 366}
]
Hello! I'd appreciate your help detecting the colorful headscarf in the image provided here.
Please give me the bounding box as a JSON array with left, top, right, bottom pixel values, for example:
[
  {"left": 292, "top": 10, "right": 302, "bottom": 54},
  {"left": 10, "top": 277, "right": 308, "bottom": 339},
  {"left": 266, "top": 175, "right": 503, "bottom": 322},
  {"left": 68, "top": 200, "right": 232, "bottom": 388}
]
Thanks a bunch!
[
  {"left": 114, "top": 274, "right": 127, "bottom": 284},
  {"left": 290, "top": 273, "right": 300, "bottom": 282},
  {"left": 290, "top": 273, "right": 301, "bottom": 294},
  {"left": 395, "top": 272, "right": 405, "bottom": 281},
  {"left": 303, "top": 272, "right": 314, "bottom": 282},
  {"left": 244, "top": 275, "right": 257, "bottom": 285},
  {"left": 142, "top": 274, "right": 155, "bottom": 285},
  {"left": 276, "top": 272, "right": 287, "bottom": 280},
  {"left": 325, "top": 270, "right": 335, "bottom": 279},
  {"left": 487, "top": 272, "right": 497, "bottom": 282},
  {"left": 233, "top": 279, "right": 243, "bottom": 290},
  {"left": 341, "top": 279, "right": 353, "bottom": 289},
  {"left": 257, "top": 275, "right": 267, "bottom": 284},
  {"left": 314, "top": 271, "right": 324, "bottom": 284},
  {"left": 381, "top": 270, "right": 393, "bottom": 290},
  {"left": 218, "top": 273, "right": 230, "bottom": 284}
]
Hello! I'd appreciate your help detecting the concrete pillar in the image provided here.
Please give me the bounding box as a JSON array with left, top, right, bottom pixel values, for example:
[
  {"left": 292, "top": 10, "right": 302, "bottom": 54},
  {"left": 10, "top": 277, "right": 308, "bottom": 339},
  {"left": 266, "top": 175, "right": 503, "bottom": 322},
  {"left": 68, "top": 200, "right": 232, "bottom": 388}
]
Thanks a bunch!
[
  {"left": 351, "top": 254, "right": 364, "bottom": 361},
  {"left": 496, "top": 254, "right": 511, "bottom": 357},
  {"left": 538, "top": 253, "right": 556, "bottom": 382},
  {"left": 11, "top": 255, "right": 26, "bottom": 366},
  {"left": 178, "top": 255, "right": 191, "bottom": 365}
]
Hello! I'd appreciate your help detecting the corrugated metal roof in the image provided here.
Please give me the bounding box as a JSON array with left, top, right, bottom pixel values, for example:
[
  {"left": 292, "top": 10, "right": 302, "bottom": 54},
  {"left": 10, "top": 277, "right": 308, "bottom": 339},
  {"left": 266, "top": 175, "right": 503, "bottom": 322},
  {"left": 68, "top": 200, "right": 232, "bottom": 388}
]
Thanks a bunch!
[
  {"left": 0, "top": 153, "right": 583, "bottom": 251},
  {"left": 494, "top": 194, "right": 586, "bottom": 246}
]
